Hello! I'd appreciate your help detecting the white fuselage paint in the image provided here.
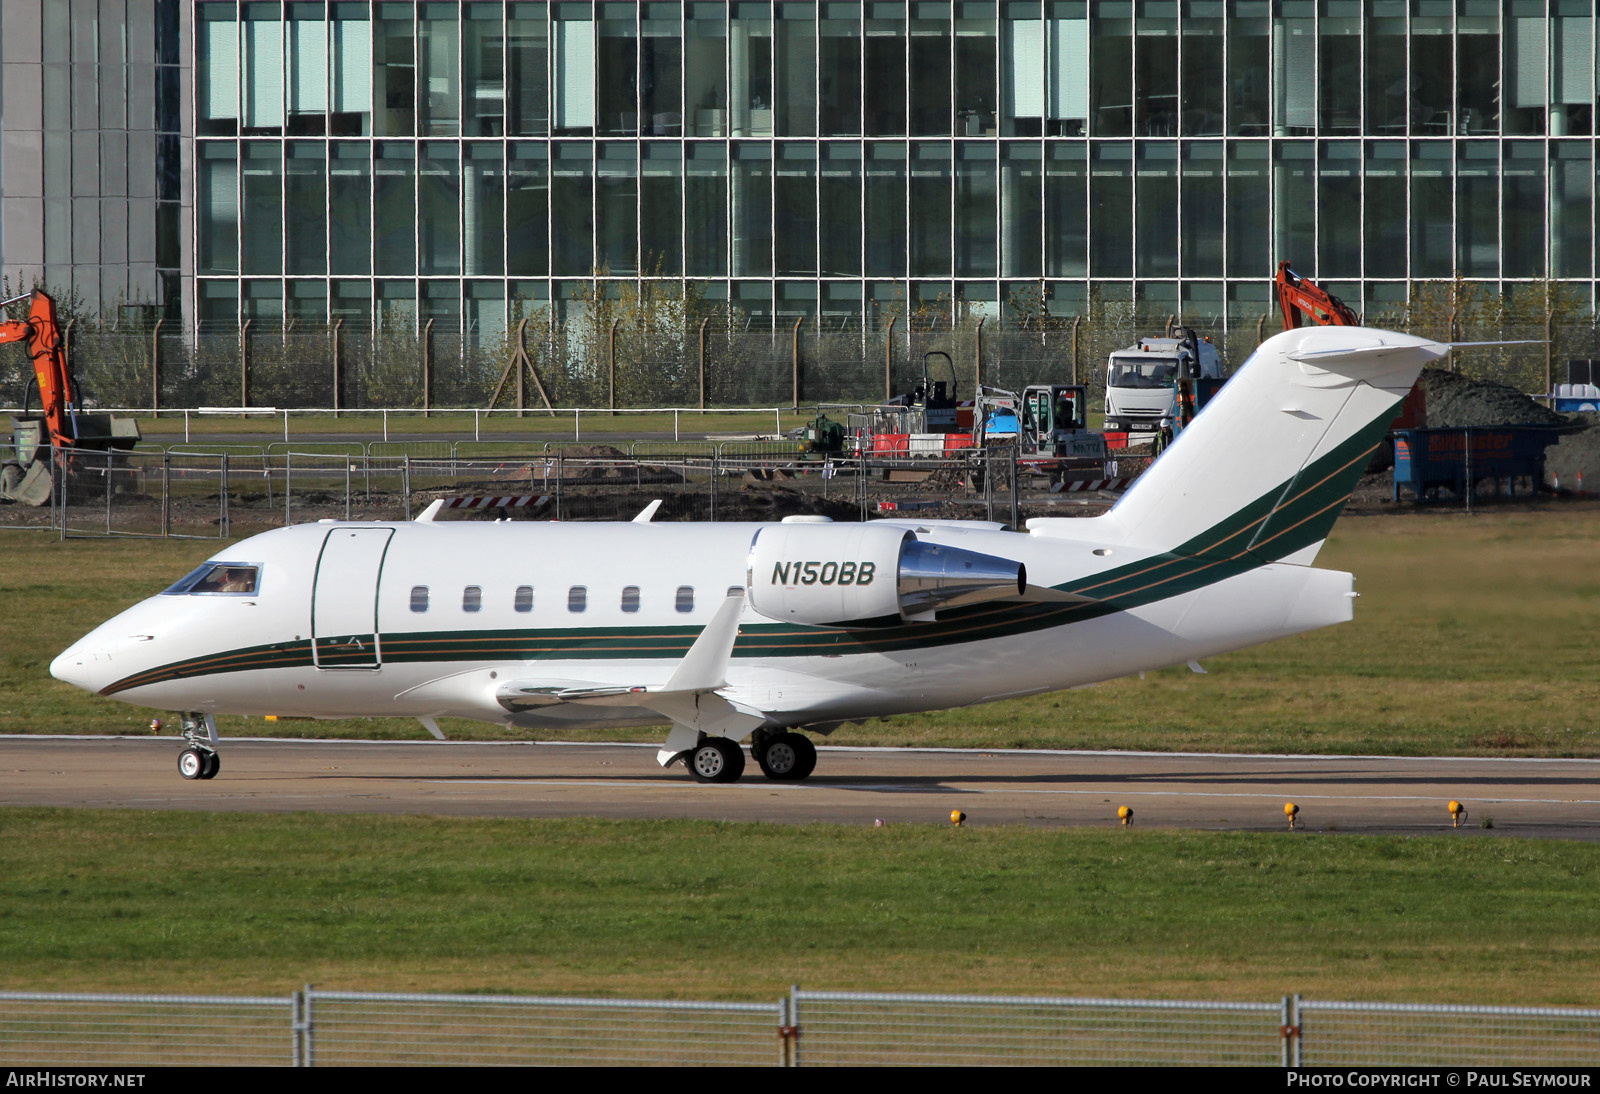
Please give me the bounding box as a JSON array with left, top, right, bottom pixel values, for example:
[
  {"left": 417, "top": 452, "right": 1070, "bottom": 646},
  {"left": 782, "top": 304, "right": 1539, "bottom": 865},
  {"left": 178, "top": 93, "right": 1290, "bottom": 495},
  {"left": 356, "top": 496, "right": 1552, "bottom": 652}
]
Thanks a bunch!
[
  {"left": 52, "top": 517, "right": 1352, "bottom": 733},
  {"left": 58, "top": 325, "right": 1457, "bottom": 743}
]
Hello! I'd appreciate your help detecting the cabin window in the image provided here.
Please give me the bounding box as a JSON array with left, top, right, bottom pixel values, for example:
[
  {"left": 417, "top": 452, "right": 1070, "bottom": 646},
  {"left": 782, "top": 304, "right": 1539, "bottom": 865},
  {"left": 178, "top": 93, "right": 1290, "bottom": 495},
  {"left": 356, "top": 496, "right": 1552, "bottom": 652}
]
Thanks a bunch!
[
  {"left": 410, "top": 586, "right": 429, "bottom": 612},
  {"left": 463, "top": 586, "right": 482, "bottom": 612},
  {"left": 514, "top": 586, "right": 534, "bottom": 612},
  {"left": 162, "top": 562, "right": 261, "bottom": 595},
  {"left": 621, "top": 586, "right": 641, "bottom": 613},
  {"left": 675, "top": 586, "right": 694, "bottom": 613},
  {"left": 568, "top": 585, "right": 587, "bottom": 612}
]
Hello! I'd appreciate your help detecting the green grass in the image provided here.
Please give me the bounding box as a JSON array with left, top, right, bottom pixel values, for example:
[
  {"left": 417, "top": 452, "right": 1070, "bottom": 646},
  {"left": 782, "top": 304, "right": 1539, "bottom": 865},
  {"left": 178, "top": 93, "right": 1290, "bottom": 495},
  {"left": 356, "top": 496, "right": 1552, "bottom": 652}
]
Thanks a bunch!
[
  {"left": 6, "top": 507, "right": 1598, "bottom": 754},
  {"left": 6, "top": 512, "right": 1598, "bottom": 1005},
  {"left": 2, "top": 808, "right": 1596, "bottom": 1003}
]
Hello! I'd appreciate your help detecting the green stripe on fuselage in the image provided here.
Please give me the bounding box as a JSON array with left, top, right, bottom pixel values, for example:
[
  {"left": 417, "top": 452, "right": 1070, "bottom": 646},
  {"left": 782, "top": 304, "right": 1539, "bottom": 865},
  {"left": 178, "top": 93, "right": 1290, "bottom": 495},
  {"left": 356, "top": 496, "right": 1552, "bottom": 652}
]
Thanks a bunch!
[{"left": 100, "top": 421, "right": 1386, "bottom": 696}]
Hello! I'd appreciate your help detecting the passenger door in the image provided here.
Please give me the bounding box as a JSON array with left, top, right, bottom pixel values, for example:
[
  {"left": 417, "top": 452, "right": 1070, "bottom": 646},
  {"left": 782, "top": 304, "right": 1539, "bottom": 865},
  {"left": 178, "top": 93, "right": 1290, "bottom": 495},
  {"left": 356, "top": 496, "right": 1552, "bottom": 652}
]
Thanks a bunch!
[{"left": 311, "top": 527, "right": 393, "bottom": 668}]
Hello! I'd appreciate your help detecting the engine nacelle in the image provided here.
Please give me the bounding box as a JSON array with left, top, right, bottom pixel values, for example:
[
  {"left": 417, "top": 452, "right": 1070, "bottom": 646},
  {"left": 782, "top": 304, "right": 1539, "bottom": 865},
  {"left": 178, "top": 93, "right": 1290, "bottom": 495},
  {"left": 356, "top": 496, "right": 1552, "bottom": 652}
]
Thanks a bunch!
[{"left": 746, "top": 524, "right": 1026, "bottom": 626}]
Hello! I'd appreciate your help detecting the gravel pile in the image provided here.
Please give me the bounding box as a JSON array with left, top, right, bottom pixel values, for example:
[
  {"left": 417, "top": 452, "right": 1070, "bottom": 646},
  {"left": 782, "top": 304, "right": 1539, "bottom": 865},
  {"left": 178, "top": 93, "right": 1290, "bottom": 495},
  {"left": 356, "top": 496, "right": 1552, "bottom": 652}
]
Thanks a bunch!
[
  {"left": 1546, "top": 415, "right": 1600, "bottom": 493},
  {"left": 1420, "top": 368, "right": 1567, "bottom": 428},
  {"left": 1421, "top": 368, "right": 1600, "bottom": 493}
]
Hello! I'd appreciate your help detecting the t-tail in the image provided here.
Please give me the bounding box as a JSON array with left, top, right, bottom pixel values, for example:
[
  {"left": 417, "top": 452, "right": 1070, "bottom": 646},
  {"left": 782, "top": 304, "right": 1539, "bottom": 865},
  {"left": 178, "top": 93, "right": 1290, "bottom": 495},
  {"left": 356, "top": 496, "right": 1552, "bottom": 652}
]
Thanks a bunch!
[{"left": 1094, "top": 326, "right": 1450, "bottom": 565}]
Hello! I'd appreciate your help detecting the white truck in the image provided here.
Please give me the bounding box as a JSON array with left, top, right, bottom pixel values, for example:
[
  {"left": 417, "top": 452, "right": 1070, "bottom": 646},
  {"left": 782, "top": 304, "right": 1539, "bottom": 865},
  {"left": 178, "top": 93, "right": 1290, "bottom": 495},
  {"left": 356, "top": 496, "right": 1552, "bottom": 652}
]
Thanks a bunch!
[{"left": 1103, "top": 331, "right": 1225, "bottom": 435}]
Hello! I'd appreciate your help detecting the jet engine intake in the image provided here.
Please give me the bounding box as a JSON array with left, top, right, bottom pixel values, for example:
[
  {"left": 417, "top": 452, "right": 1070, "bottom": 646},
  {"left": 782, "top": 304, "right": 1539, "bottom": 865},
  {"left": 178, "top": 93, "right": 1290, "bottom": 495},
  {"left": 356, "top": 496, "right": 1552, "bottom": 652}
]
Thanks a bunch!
[{"left": 746, "top": 524, "right": 1026, "bottom": 626}]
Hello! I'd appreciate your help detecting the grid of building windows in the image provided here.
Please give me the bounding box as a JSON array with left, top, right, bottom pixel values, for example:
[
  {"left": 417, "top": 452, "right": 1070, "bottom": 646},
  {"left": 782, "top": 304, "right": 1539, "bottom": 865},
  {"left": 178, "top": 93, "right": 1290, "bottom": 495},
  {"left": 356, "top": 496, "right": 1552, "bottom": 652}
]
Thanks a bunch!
[
  {"left": 191, "top": 0, "right": 1600, "bottom": 336},
  {"left": 0, "top": 0, "right": 187, "bottom": 319}
]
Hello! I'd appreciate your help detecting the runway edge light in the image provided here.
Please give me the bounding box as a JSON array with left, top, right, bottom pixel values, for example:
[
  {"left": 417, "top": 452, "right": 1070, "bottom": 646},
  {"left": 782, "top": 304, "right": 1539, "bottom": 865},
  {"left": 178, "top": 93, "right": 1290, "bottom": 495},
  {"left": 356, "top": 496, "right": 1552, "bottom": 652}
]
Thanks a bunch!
[
  {"left": 1285, "top": 802, "right": 1299, "bottom": 829},
  {"left": 1450, "top": 800, "right": 1468, "bottom": 827},
  {"left": 1118, "top": 805, "right": 1133, "bottom": 826}
]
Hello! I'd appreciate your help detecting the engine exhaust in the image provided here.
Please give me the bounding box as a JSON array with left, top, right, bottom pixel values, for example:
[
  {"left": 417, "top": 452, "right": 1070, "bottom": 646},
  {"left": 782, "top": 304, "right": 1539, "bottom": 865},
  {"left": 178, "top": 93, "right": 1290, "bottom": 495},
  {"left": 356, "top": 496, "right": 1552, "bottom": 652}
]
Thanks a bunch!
[{"left": 897, "top": 540, "right": 1026, "bottom": 617}]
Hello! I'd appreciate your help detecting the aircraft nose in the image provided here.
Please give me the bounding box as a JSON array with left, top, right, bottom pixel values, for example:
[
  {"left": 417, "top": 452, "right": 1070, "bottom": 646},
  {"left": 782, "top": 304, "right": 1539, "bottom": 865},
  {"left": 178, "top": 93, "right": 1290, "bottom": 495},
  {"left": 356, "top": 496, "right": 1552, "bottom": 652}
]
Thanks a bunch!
[{"left": 51, "top": 641, "right": 109, "bottom": 693}]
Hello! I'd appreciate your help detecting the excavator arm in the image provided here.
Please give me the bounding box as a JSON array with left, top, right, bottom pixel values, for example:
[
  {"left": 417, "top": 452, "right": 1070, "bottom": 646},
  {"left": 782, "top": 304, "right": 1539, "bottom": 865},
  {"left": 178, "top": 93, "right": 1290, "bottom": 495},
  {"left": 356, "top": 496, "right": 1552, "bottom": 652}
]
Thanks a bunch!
[
  {"left": 1275, "top": 261, "right": 1360, "bottom": 329},
  {"left": 0, "top": 289, "right": 139, "bottom": 506},
  {"left": 0, "top": 290, "right": 75, "bottom": 448}
]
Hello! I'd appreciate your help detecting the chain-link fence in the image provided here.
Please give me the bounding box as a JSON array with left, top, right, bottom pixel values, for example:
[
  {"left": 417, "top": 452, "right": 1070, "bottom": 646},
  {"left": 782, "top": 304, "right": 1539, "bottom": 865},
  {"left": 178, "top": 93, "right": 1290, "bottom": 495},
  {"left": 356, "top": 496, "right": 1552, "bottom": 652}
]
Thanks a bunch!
[
  {"left": 788, "top": 991, "right": 1290, "bottom": 1067},
  {"left": 3, "top": 441, "right": 1142, "bottom": 537},
  {"left": 1294, "top": 998, "right": 1600, "bottom": 1068},
  {"left": 11, "top": 306, "right": 1594, "bottom": 416},
  {"left": 302, "top": 992, "right": 785, "bottom": 1067},
  {"left": 0, "top": 993, "right": 297, "bottom": 1068},
  {"left": 4, "top": 989, "right": 1598, "bottom": 1066}
]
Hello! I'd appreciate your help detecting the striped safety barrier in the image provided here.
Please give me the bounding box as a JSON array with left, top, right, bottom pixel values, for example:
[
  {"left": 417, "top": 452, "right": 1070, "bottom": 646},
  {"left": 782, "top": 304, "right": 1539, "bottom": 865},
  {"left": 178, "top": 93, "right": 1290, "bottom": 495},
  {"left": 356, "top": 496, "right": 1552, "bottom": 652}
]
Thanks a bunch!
[{"left": 440, "top": 495, "right": 553, "bottom": 510}]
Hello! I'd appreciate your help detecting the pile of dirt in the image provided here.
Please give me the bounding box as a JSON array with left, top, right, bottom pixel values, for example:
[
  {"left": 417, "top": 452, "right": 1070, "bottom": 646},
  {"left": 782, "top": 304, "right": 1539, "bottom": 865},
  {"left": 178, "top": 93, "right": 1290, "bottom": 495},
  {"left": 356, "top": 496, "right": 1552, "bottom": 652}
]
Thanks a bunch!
[
  {"left": 1545, "top": 415, "right": 1600, "bottom": 493},
  {"left": 1418, "top": 369, "right": 1600, "bottom": 493},
  {"left": 1421, "top": 368, "right": 1566, "bottom": 428},
  {"left": 545, "top": 444, "right": 630, "bottom": 460}
]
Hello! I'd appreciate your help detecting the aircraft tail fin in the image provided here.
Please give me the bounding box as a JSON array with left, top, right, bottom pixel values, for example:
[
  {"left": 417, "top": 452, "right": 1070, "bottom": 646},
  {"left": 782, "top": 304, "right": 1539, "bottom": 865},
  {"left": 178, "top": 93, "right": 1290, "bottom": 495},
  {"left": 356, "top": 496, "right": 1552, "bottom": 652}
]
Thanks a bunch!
[{"left": 1092, "top": 326, "right": 1448, "bottom": 565}]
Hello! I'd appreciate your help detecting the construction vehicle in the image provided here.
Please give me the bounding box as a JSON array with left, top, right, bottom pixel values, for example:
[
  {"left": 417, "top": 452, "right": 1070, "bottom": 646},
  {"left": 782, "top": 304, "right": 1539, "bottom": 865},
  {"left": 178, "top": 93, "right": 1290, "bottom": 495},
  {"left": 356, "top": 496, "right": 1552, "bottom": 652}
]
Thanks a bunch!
[
  {"left": 799, "top": 411, "right": 846, "bottom": 457},
  {"left": 1104, "top": 329, "right": 1225, "bottom": 435},
  {"left": 888, "top": 350, "right": 960, "bottom": 433},
  {"left": 0, "top": 289, "right": 140, "bottom": 505},
  {"left": 1275, "top": 260, "right": 1360, "bottom": 329},
  {"left": 973, "top": 382, "right": 1106, "bottom": 463}
]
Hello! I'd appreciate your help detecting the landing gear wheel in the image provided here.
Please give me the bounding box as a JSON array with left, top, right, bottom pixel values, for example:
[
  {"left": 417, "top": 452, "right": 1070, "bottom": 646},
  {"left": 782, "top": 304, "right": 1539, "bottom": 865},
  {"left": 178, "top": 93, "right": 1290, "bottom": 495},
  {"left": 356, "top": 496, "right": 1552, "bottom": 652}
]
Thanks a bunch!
[
  {"left": 688, "top": 737, "right": 746, "bottom": 784},
  {"left": 757, "top": 733, "right": 816, "bottom": 781},
  {"left": 199, "top": 752, "right": 221, "bottom": 779},
  {"left": 178, "top": 748, "right": 206, "bottom": 780}
]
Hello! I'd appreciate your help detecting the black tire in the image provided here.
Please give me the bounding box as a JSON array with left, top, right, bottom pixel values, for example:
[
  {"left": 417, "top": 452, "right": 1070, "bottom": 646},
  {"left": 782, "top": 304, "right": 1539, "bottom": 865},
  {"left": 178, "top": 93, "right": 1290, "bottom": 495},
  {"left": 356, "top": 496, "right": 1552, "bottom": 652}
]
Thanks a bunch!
[
  {"left": 758, "top": 733, "right": 816, "bottom": 781},
  {"left": 177, "top": 748, "right": 205, "bottom": 780},
  {"left": 688, "top": 737, "right": 746, "bottom": 784},
  {"left": 786, "top": 734, "right": 817, "bottom": 780},
  {"left": 757, "top": 735, "right": 797, "bottom": 779},
  {"left": 199, "top": 752, "right": 221, "bottom": 779}
]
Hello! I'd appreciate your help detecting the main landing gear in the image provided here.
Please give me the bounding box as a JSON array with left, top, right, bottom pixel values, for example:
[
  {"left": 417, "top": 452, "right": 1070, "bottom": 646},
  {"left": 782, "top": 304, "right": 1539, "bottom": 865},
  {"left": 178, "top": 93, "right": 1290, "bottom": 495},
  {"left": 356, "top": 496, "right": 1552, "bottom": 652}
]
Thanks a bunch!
[
  {"left": 681, "top": 730, "right": 818, "bottom": 784},
  {"left": 175, "top": 712, "right": 220, "bottom": 781},
  {"left": 751, "top": 729, "right": 817, "bottom": 782},
  {"left": 688, "top": 736, "right": 745, "bottom": 783}
]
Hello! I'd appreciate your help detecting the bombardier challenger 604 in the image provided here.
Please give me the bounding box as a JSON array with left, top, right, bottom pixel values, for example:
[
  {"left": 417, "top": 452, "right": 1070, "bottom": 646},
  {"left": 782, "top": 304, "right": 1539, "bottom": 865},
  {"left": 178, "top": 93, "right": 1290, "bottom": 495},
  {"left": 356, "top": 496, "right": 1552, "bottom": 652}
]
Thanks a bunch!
[{"left": 53, "top": 325, "right": 1449, "bottom": 784}]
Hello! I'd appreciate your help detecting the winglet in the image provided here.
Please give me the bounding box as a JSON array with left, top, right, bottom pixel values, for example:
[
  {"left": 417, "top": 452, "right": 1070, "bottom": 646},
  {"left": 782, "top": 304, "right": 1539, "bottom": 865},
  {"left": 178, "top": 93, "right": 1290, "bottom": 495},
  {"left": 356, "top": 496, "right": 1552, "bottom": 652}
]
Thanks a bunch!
[
  {"left": 633, "top": 499, "right": 663, "bottom": 523},
  {"left": 415, "top": 499, "right": 444, "bottom": 523},
  {"left": 664, "top": 590, "right": 745, "bottom": 693}
]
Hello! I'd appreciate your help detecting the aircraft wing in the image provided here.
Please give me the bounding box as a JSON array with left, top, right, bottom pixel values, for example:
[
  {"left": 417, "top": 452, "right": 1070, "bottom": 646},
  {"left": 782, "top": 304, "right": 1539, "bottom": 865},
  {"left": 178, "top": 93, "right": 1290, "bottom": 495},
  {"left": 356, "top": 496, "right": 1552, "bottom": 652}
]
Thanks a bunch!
[{"left": 491, "top": 592, "right": 768, "bottom": 764}]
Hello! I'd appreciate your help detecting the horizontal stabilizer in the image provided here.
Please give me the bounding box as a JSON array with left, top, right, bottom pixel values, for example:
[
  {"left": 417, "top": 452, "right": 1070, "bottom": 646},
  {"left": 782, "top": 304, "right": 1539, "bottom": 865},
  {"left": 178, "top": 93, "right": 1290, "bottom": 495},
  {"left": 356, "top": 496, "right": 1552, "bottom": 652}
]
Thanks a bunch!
[{"left": 1286, "top": 339, "right": 1541, "bottom": 365}]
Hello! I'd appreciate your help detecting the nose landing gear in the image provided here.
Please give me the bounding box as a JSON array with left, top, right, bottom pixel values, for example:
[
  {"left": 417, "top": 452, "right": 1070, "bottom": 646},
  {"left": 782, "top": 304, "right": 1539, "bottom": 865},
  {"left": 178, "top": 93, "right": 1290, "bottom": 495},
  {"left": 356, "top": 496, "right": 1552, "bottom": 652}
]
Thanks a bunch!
[{"left": 175, "top": 712, "right": 220, "bottom": 780}]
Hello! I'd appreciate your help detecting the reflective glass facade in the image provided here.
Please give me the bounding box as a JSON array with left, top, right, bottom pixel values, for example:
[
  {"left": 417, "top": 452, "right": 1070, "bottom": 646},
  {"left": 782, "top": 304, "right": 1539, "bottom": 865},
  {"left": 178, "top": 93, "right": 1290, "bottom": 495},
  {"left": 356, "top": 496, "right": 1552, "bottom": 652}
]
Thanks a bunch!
[{"left": 192, "top": 0, "right": 1600, "bottom": 335}]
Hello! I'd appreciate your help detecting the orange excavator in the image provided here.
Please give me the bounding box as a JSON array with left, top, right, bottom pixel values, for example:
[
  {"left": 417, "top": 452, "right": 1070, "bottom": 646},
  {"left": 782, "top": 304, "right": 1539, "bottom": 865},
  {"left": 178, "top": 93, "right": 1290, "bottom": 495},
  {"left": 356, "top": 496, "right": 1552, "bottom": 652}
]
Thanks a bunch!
[
  {"left": 0, "top": 289, "right": 140, "bottom": 505},
  {"left": 1274, "top": 261, "right": 1424, "bottom": 466},
  {"left": 1274, "top": 261, "right": 1360, "bottom": 329}
]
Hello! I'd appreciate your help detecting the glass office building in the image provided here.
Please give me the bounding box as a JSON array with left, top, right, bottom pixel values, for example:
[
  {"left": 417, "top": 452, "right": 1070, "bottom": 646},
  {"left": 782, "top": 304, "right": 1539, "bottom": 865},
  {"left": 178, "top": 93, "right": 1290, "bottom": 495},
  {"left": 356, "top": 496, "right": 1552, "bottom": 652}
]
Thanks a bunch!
[{"left": 189, "top": 0, "right": 1600, "bottom": 336}]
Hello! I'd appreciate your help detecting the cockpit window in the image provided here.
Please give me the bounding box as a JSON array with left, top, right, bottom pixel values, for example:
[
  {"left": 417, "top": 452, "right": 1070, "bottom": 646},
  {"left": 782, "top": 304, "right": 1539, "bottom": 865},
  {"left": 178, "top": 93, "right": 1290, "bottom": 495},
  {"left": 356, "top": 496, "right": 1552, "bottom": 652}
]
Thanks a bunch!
[{"left": 163, "top": 562, "right": 261, "bottom": 595}]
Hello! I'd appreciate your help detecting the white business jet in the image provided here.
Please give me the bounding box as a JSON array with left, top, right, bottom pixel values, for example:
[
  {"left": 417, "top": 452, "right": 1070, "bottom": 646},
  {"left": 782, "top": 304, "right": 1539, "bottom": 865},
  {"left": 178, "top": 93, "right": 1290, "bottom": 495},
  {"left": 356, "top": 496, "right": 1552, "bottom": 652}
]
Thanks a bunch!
[{"left": 52, "top": 326, "right": 1447, "bottom": 784}]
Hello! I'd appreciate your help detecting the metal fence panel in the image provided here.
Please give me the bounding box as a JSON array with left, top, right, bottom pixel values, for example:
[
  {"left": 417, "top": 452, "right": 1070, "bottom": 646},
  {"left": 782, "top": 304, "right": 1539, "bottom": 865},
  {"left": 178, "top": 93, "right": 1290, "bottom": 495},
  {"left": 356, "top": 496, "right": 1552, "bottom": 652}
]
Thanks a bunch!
[
  {"left": 304, "top": 991, "right": 782, "bottom": 1067},
  {"left": 790, "top": 991, "right": 1286, "bottom": 1067},
  {"left": 0, "top": 993, "right": 294, "bottom": 1067},
  {"left": 1297, "top": 999, "right": 1600, "bottom": 1067}
]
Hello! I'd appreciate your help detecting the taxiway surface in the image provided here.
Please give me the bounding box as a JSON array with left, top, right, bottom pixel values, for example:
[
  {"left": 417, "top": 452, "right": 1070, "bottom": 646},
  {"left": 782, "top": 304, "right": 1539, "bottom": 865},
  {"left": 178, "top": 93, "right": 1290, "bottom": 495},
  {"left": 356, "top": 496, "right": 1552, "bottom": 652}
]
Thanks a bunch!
[{"left": 3, "top": 735, "right": 1598, "bottom": 838}]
